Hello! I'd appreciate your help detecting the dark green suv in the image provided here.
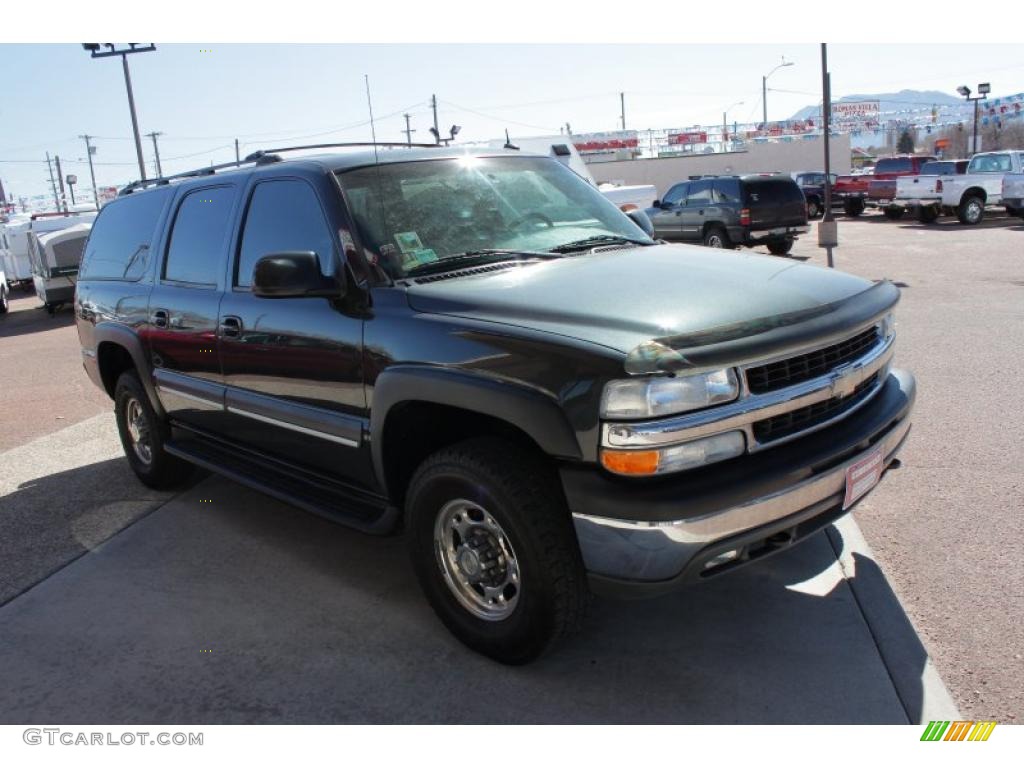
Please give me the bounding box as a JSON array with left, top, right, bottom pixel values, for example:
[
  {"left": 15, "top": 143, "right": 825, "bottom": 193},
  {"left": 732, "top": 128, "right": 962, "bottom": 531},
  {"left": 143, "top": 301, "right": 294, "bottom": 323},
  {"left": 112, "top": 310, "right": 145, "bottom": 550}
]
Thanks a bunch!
[{"left": 646, "top": 174, "right": 809, "bottom": 255}]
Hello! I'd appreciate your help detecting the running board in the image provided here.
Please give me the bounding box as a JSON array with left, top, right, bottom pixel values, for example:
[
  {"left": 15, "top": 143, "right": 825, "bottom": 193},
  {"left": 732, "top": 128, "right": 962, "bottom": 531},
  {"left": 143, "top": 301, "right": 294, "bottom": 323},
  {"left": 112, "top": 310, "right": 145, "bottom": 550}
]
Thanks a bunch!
[{"left": 164, "top": 434, "right": 399, "bottom": 535}]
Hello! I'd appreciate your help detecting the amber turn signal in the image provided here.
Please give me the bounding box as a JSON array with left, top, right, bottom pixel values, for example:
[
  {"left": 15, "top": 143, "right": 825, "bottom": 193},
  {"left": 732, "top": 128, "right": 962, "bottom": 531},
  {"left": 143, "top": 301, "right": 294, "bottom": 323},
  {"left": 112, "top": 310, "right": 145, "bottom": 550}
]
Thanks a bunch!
[{"left": 600, "top": 449, "right": 659, "bottom": 476}]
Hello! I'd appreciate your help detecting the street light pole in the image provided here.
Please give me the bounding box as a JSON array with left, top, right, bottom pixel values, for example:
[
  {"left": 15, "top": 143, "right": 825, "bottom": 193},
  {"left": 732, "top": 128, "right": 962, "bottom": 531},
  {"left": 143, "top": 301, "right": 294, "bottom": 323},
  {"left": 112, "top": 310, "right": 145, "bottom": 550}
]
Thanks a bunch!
[
  {"left": 83, "top": 44, "right": 156, "bottom": 181},
  {"left": 762, "top": 58, "right": 794, "bottom": 129},
  {"left": 957, "top": 83, "right": 990, "bottom": 156}
]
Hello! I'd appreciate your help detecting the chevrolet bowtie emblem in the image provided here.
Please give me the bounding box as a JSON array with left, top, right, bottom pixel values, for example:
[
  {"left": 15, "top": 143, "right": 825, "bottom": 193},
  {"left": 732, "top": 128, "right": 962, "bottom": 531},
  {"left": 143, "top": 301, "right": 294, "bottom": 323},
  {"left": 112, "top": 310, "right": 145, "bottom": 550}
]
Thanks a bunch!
[{"left": 830, "top": 363, "right": 859, "bottom": 399}]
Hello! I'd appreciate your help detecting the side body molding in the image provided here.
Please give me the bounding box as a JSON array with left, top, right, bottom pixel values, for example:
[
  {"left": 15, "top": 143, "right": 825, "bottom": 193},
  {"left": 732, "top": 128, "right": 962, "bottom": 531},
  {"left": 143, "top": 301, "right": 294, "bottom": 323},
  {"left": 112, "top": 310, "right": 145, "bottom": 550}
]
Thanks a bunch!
[{"left": 369, "top": 366, "right": 583, "bottom": 496}]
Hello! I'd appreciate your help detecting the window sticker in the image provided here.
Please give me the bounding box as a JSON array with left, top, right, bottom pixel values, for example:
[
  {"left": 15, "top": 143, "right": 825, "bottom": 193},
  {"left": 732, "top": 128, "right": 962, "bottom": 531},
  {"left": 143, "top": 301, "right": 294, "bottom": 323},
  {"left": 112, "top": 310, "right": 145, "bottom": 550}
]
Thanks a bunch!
[
  {"left": 401, "top": 248, "right": 438, "bottom": 270},
  {"left": 394, "top": 231, "right": 424, "bottom": 253}
]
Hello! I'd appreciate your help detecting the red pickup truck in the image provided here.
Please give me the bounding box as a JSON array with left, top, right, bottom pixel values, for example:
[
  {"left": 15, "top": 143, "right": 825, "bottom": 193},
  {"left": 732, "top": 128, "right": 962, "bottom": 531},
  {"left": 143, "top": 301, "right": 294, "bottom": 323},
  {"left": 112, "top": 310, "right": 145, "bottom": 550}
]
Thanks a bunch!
[
  {"left": 866, "top": 156, "right": 937, "bottom": 219},
  {"left": 832, "top": 173, "right": 872, "bottom": 217}
]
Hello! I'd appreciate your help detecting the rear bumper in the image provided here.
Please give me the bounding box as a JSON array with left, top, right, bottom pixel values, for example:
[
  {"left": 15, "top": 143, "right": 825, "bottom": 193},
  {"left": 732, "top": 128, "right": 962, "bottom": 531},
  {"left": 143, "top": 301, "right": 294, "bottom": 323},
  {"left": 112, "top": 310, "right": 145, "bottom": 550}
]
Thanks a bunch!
[
  {"left": 732, "top": 225, "right": 810, "bottom": 244},
  {"left": 565, "top": 369, "right": 915, "bottom": 597}
]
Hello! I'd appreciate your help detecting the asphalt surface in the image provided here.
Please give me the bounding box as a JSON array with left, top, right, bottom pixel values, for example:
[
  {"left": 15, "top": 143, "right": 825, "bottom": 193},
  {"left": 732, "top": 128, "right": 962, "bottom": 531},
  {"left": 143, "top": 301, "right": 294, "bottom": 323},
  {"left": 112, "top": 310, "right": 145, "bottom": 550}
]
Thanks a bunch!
[{"left": 0, "top": 211, "right": 1020, "bottom": 721}]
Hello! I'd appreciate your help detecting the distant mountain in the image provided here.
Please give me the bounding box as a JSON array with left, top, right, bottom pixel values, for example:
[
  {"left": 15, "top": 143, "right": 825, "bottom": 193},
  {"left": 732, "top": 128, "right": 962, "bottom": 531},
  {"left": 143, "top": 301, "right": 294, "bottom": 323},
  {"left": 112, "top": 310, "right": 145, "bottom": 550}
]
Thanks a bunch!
[{"left": 789, "top": 89, "right": 963, "bottom": 121}]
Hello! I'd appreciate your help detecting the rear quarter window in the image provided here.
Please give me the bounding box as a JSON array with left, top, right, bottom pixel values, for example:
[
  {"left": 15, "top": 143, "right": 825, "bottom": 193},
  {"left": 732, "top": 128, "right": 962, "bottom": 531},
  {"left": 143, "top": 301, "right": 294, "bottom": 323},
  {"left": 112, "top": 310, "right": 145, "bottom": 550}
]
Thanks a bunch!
[{"left": 79, "top": 188, "right": 172, "bottom": 281}]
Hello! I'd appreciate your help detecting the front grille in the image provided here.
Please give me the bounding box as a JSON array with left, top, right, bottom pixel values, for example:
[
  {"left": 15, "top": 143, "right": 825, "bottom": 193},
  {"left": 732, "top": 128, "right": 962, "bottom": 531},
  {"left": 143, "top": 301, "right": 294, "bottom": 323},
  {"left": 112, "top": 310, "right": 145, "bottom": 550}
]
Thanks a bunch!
[
  {"left": 752, "top": 373, "right": 878, "bottom": 443},
  {"left": 746, "top": 326, "right": 880, "bottom": 394}
]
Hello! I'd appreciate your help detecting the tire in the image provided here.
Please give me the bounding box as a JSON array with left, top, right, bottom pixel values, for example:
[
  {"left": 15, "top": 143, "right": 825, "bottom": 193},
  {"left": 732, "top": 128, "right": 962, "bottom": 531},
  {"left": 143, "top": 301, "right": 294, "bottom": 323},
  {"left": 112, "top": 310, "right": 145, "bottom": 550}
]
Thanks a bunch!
[
  {"left": 917, "top": 206, "right": 940, "bottom": 224},
  {"left": 702, "top": 226, "right": 731, "bottom": 249},
  {"left": 883, "top": 207, "right": 905, "bottom": 221},
  {"left": 114, "top": 370, "right": 193, "bottom": 490},
  {"left": 1006, "top": 206, "right": 1019, "bottom": 217},
  {"left": 957, "top": 194, "right": 985, "bottom": 225},
  {"left": 806, "top": 198, "right": 822, "bottom": 219},
  {"left": 843, "top": 198, "right": 864, "bottom": 217},
  {"left": 0, "top": 284, "right": 8, "bottom": 314},
  {"left": 766, "top": 237, "right": 794, "bottom": 256},
  {"left": 406, "top": 437, "right": 588, "bottom": 664}
]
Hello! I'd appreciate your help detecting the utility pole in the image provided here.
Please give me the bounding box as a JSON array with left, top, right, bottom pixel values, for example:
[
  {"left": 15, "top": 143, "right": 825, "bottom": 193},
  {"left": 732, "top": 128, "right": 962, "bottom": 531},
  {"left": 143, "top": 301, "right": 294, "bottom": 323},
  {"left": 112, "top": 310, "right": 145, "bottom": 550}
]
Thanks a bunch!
[
  {"left": 234, "top": 138, "right": 240, "bottom": 166},
  {"left": 45, "top": 152, "right": 60, "bottom": 210},
  {"left": 431, "top": 94, "right": 440, "bottom": 145},
  {"left": 620, "top": 92, "right": 626, "bottom": 131},
  {"left": 54, "top": 155, "right": 68, "bottom": 213},
  {"left": 819, "top": 43, "right": 837, "bottom": 269},
  {"left": 83, "top": 44, "right": 157, "bottom": 181},
  {"left": 79, "top": 135, "right": 99, "bottom": 208},
  {"left": 402, "top": 113, "right": 416, "bottom": 146},
  {"left": 146, "top": 131, "right": 163, "bottom": 177}
]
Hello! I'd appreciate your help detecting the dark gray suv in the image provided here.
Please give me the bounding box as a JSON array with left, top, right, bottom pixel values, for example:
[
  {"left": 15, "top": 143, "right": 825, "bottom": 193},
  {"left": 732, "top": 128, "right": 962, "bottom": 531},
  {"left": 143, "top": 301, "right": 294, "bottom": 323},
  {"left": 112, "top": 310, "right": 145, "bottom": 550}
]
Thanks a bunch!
[{"left": 646, "top": 174, "right": 809, "bottom": 255}]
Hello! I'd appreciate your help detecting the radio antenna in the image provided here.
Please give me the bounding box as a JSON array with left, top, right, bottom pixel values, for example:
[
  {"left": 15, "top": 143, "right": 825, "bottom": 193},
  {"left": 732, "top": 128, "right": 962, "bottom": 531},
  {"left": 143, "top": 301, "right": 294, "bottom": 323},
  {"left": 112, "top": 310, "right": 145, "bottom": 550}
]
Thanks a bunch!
[
  {"left": 364, "top": 74, "right": 391, "bottom": 271},
  {"left": 365, "top": 74, "right": 380, "bottom": 164}
]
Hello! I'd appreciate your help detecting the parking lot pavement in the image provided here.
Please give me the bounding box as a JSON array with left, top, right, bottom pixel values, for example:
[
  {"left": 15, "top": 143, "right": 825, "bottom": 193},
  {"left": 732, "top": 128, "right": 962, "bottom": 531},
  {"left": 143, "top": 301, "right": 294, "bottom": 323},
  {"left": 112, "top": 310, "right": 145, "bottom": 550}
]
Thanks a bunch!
[{"left": 0, "top": 437, "right": 957, "bottom": 723}]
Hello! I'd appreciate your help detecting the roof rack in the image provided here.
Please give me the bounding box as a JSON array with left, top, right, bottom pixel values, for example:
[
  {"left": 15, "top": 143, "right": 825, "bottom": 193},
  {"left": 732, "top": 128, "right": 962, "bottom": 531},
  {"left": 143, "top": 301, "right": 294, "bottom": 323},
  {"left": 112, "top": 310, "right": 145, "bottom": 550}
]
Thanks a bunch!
[{"left": 119, "top": 141, "right": 442, "bottom": 196}]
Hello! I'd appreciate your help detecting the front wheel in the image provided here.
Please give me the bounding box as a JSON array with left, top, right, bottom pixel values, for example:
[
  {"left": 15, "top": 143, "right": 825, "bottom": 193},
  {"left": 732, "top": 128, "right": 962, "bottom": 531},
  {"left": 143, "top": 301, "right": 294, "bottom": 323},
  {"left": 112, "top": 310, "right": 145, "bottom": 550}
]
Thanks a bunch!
[
  {"left": 806, "top": 198, "right": 822, "bottom": 219},
  {"left": 702, "top": 226, "right": 731, "bottom": 249},
  {"left": 0, "top": 284, "right": 8, "bottom": 314},
  {"left": 957, "top": 195, "right": 985, "bottom": 225},
  {"left": 114, "top": 371, "right": 193, "bottom": 489},
  {"left": 766, "top": 237, "right": 794, "bottom": 256},
  {"left": 406, "top": 438, "right": 588, "bottom": 664}
]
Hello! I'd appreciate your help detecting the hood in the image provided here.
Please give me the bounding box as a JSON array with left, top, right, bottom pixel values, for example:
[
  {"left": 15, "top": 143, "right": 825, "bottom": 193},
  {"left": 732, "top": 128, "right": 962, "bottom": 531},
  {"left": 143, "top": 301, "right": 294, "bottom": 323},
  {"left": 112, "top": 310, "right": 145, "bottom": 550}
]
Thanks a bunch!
[{"left": 405, "top": 243, "right": 875, "bottom": 355}]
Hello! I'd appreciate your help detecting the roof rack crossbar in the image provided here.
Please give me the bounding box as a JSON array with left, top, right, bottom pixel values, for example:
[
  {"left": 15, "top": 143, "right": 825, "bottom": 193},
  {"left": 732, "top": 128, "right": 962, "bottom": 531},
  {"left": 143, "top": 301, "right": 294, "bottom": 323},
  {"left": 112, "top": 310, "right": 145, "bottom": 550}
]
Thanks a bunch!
[{"left": 119, "top": 142, "right": 441, "bottom": 196}]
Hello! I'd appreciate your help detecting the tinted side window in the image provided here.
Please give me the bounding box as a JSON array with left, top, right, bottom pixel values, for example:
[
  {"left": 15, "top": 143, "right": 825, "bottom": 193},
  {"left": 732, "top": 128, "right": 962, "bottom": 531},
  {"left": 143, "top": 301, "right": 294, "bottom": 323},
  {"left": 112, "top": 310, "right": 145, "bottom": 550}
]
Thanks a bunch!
[
  {"left": 713, "top": 179, "right": 740, "bottom": 203},
  {"left": 79, "top": 188, "right": 172, "bottom": 281},
  {"left": 663, "top": 183, "right": 688, "bottom": 206},
  {"left": 163, "top": 187, "right": 235, "bottom": 286},
  {"left": 686, "top": 179, "right": 713, "bottom": 204},
  {"left": 236, "top": 179, "right": 335, "bottom": 288}
]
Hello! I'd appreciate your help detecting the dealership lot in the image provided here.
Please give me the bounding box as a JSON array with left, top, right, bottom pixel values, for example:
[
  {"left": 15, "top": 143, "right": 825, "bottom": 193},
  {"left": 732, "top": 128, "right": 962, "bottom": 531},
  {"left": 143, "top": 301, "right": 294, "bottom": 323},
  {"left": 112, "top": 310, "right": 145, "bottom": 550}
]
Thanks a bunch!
[{"left": 0, "top": 212, "right": 1020, "bottom": 722}]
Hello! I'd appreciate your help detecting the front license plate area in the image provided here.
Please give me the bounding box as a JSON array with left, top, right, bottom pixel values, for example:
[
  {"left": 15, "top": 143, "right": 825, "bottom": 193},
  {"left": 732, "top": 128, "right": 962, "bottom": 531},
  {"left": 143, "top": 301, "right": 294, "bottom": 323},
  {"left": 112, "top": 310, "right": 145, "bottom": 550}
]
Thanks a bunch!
[{"left": 843, "top": 447, "right": 885, "bottom": 510}]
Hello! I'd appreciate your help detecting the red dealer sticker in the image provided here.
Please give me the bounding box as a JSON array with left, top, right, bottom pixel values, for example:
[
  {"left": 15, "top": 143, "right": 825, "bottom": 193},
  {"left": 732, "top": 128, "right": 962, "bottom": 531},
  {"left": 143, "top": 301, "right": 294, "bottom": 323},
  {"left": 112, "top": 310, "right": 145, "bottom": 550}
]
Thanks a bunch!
[{"left": 843, "top": 447, "right": 885, "bottom": 510}]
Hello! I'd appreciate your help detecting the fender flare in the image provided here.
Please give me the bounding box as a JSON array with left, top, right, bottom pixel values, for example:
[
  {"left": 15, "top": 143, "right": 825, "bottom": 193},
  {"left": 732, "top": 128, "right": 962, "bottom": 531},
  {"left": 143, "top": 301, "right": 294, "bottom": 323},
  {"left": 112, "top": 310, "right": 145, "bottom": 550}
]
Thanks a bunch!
[
  {"left": 369, "top": 366, "right": 582, "bottom": 497},
  {"left": 92, "top": 322, "right": 164, "bottom": 418}
]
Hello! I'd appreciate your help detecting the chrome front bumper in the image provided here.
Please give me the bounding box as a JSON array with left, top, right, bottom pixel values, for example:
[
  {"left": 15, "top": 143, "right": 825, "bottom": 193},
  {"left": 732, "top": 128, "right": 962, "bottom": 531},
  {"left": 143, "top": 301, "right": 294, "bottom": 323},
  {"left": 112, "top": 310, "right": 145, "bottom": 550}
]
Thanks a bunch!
[{"left": 573, "top": 370, "right": 915, "bottom": 589}]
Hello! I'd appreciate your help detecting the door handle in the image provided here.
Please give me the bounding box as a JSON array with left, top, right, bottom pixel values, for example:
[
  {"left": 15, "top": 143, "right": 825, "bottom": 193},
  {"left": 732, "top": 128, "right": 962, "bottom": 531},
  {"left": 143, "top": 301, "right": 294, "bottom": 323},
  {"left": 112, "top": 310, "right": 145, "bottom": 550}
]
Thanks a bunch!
[
  {"left": 219, "top": 315, "right": 243, "bottom": 338},
  {"left": 152, "top": 309, "right": 168, "bottom": 328}
]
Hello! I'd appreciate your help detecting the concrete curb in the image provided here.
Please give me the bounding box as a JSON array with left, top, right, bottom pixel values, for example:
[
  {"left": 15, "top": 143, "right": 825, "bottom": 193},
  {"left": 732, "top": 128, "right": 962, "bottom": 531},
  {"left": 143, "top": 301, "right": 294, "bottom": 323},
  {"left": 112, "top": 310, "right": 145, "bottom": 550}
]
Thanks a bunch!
[{"left": 828, "top": 515, "right": 961, "bottom": 723}]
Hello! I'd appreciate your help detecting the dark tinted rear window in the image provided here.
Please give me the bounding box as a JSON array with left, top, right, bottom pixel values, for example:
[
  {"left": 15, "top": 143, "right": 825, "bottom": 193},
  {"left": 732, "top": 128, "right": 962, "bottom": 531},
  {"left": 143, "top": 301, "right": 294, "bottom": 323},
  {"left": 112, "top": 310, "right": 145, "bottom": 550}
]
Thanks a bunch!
[
  {"left": 742, "top": 178, "right": 804, "bottom": 205},
  {"left": 875, "top": 158, "right": 913, "bottom": 174},
  {"left": 920, "top": 162, "right": 954, "bottom": 175},
  {"left": 163, "top": 186, "right": 236, "bottom": 286},
  {"left": 79, "top": 188, "right": 172, "bottom": 281}
]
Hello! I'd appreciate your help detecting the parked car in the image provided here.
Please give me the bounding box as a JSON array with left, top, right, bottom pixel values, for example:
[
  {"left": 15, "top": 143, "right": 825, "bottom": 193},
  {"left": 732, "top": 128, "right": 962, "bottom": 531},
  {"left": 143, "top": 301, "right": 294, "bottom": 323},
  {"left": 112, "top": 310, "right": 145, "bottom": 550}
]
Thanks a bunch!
[
  {"left": 76, "top": 145, "right": 915, "bottom": 663},
  {"left": 938, "top": 150, "right": 1024, "bottom": 224},
  {"left": 866, "top": 155, "right": 937, "bottom": 219},
  {"left": 893, "top": 160, "right": 969, "bottom": 223},
  {"left": 832, "top": 173, "right": 872, "bottom": 216},
  {"left": 645, "top": 174, "right": 808, "bottom": 255},
  {"left": 793, "top": 172, "right": 838, "bottom": 219},
  {"left": 1002, "top": 170, "right": 1024, "bottom": 218}
]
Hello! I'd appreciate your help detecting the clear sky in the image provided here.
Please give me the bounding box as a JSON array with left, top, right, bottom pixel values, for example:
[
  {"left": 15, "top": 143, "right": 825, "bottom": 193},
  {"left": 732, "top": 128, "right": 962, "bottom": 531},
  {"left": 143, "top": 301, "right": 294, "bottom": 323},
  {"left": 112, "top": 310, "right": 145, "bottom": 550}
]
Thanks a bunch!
[{"left": 2, "top": 43, "right": 1023, "bottom": 202}]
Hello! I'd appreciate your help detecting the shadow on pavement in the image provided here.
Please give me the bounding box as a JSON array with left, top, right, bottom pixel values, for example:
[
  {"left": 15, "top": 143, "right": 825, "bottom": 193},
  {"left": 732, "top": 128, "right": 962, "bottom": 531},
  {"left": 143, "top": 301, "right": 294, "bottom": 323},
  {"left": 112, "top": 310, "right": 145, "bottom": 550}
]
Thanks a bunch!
[
  {"left": 0, "top": 473, "right": 928, "bottom": 724},
  {"left": 0, "top": 299, "right": 75, "bottom": 339}
]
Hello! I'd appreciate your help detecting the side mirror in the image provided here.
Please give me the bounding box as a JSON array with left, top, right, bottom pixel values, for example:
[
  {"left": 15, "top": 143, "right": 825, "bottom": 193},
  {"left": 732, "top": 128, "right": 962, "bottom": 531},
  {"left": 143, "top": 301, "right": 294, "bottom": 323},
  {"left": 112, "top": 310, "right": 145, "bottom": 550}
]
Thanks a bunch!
[
  {"left": 252, "top": 251, "right": 343, "bottom": 299},
  {"left": 626, "top": 208, "right": 655, "bottom": 238},
  {"left": 652, "top": 199, "right": 662, "bottom": 208}
]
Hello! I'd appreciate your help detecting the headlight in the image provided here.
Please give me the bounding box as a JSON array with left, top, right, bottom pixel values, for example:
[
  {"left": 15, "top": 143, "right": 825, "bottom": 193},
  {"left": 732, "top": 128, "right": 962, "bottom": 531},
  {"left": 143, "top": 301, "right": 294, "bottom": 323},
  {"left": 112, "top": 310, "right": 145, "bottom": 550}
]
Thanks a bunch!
[
  {"left": 601, "top": 431, "right": 746, "bottom": 476},
  {"left": 601, "top": 369, "right": 739, "bottom": 419}
]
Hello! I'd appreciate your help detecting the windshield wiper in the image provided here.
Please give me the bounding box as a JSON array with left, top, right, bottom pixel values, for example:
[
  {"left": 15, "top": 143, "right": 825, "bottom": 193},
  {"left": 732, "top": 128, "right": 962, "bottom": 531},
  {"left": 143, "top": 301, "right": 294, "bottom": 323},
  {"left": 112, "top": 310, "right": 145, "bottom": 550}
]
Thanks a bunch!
[
  {"left": 546, "top": 234, "right": 653, "bottom": 254},
  {"left": 404, "top": 249, "right": 555, "bottom": 278}
]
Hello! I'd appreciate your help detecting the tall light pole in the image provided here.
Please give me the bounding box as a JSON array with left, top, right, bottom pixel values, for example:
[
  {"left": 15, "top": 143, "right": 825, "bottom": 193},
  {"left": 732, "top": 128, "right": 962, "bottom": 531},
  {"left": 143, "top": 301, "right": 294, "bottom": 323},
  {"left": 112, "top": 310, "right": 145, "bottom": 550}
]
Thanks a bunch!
[
  {"left": 79, "top": 135, "right": 99, "bottom": 208},
  {"left": 762, "top": 57, "right": 794, "bottom": 128},
  {"left": 957, "top": 83, "right": 990, "bottom": 155},
  {"left": 82, "top": 44, "right": 156, "bottom": 181},
  {"left": 722, "top": 100, "right": 744, "bottom": 151}
]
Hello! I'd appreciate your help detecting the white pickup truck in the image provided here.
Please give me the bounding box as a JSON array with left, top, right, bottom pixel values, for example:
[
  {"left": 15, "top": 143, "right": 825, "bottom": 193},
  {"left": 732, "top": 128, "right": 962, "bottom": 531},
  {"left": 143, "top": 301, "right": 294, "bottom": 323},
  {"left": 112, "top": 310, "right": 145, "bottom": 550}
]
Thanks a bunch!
[
  {"left": 938, "top": 150, "right": 1024, "bottom": 224},
  {"left": 894, "top": 159, "right": 968, "bottom": 223},
  {"left": 1002, "top": 171, "right": 1024, "bottom": 219}
]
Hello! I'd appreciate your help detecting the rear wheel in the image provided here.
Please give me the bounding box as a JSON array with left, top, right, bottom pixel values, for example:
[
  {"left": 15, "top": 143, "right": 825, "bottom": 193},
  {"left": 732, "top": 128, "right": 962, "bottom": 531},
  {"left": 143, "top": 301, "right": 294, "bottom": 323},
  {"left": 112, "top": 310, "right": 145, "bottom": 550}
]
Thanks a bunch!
[
  {"left": 406, "top": 438, "right": 588, "bottom": 664},
  {"left": 114, "top": 371, "right": 193, "bottom": 489},
  {"left": 702, "top": 226, "right": 731, "bottom": 249},
  {"left": 883, "top": 207, "right": 905, "bottom": 220},
  {"left": 0, "top": 284, "right": 8, "bottom": 314},
  {"left": 766, "top": 237, "right": 794, "bottom": 256},
  {"left": 843, "top": 198, "right": 865, "bottom": 217},
  {"left": 957, "top": 195, "right": 985, "bottom": 225},
  {"left": 917, "top": 206, "right": 939, "bottom": 224}
]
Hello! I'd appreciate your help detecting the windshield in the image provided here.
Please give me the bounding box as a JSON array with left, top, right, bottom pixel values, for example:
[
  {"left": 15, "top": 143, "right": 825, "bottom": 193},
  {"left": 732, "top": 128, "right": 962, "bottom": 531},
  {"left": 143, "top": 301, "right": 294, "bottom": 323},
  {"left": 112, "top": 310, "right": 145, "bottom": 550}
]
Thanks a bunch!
[
  {"left": 967, "top": 153, "right": 1012, "bottom": 174},
  {"left": 336, "top": 155, "right": 652, "bottom": 278}
]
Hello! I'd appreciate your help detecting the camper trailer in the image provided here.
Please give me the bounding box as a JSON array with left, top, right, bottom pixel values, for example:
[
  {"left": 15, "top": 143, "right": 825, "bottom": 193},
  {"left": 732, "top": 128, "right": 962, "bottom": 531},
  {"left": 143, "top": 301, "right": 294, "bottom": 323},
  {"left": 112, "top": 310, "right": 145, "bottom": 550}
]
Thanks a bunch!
[
  {"left": 2, "top": 209, "right": 97, "bottom": 295},
  {"left": 28, "top": 222, "right": 93, "bottom": 314}
]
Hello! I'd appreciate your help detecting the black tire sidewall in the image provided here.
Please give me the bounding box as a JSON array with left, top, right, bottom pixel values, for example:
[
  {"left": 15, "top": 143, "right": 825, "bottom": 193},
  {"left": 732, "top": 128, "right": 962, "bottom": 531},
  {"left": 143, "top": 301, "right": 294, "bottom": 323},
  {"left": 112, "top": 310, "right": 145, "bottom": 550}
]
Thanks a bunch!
[
  {"left": 960, "top": 196, "right": 983, "bottom": 225},
  {"left": 703, "top": 227, "right": 729, "bottom": 249},
  {"left": 0, "top": 285, "right": 8, "bottom": 314},
  {"left": 407, "top": 460, "right": 564, "bottom": 663},
  {"left": 114, "top": 371, "right": 189, "bottom": 489}
]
